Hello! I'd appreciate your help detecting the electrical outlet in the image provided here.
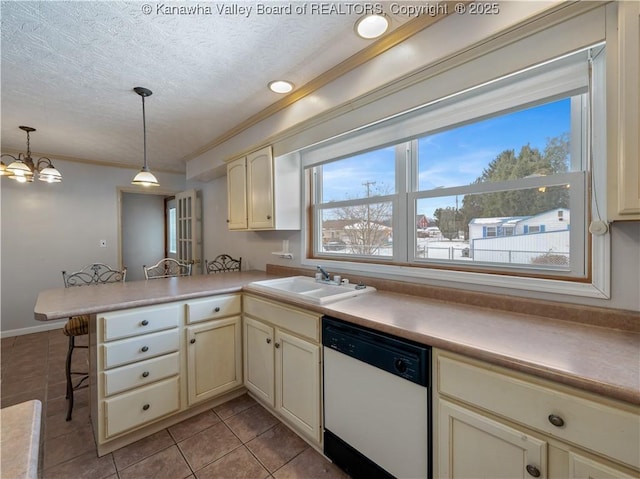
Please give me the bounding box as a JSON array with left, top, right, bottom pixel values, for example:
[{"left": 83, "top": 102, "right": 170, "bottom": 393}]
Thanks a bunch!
[{"left": 99, "top": 239, "right": 107, "bottom": 248}]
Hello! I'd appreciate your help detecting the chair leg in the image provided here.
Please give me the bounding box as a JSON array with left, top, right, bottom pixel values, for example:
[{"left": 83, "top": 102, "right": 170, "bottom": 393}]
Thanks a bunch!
[{"left": 65, "top": 335, "right": 75, "bottom": 421}]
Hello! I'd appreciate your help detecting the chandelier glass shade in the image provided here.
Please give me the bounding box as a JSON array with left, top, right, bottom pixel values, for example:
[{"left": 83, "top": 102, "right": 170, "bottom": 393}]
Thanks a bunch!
[
  {"left": 1, "top": 126, "right": 62, "bottom": 183},
  {"left": 131, "top": 87, "right": 159, "bottom": 187}
]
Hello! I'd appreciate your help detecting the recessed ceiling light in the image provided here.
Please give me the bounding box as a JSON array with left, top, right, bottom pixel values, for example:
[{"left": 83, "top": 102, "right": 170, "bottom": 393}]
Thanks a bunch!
[
  {"left": 268, "top": 80, "right": 294, "bottom": 94},
  {"left": 355, "top": 14, "right": 389, "bottom": 39}
]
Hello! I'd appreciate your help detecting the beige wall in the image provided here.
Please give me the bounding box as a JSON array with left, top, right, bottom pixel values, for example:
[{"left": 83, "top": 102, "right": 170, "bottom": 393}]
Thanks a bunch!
[{"left": 0, "top": 159, "right": 186, "bottom": 335}]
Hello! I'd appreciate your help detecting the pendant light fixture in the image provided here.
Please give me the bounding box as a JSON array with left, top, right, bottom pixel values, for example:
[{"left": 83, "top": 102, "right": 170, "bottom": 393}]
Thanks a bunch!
[
  {"left": 131, "top": 87, "right": 159, "bottom": 187},
  {"left": 1, "top": 126, "right": 63, "bottom": 183}
]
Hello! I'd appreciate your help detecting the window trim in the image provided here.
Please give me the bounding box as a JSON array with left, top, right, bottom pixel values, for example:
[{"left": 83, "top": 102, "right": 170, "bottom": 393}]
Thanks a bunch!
[{"left": 300, "top": 34, "right": 609, "bottom": 300}]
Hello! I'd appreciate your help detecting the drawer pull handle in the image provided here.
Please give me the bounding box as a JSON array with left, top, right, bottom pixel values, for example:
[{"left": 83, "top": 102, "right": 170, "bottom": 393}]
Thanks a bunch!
[
  {"left": 526, "top": 465, "right": 540, "bottom": 477},
  {"left": 142, "top": 371, "right": 149, "bottom": 378},
  {"left": 548, "top": 414, "right": 565, "bottom": 427},
  {"left": 141, "top": 320, "right": 149, "bottom": 326},
  {"left": 141, "top": 346, "right": 149, "bottom": 352},
  {"left": 142, "top": 404, "right": 150, "bottom": 411},
  {"left": 266, "top": 338, "right": 272, "bottom": 344},
  {"left": 275, "top": 342, "right": 280, "bottom": 348},
  {"left": 214, "top": 307, "right": 221, "bottom": 313},
  {"left": 190, "top": 338, "right": 196, "bottom": 344}
]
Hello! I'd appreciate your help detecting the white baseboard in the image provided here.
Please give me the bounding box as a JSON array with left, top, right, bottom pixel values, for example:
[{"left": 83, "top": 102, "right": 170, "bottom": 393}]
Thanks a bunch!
[{"left": 1, "top": 320, "right": 66, "bottom": 338}]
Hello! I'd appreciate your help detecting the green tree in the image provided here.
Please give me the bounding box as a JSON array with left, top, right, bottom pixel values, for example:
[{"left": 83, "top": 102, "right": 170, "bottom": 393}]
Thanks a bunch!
[
  {"left": 434, "top": 206, "right": 459, "bottom": 240},
  {"left": 459, "top": 134, "right": 570, "bottom": 234}
]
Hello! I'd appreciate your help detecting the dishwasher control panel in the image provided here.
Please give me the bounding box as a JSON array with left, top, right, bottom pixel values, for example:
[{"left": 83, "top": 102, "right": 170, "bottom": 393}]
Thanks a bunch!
[{"left": 322, "top": 316, "right": 430, "bottom": 387}]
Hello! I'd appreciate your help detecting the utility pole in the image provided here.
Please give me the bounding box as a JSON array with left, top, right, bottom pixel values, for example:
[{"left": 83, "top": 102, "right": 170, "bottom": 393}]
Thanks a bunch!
[{"left": 363, "top": 181, "right": 376, "bottom": 252}]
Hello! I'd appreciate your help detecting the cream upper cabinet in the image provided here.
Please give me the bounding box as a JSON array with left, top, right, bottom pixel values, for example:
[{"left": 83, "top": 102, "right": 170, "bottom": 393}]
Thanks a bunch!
[
  {"left": 226, "top": 147, "right": 300, "bottom": 231},
  {"left": 434, "top": 350, "right": 640, "bottom": 479},
  {"left": 243, "top": 295, "right": 322, "bottom": 444},
  {"left": 227, "top": 156, "right": 248, "bottom": 230},
  {"left": 608, "top": 1, "right": 640, "bottom": 220},
  {"left": 247, "top": 147, "right": 275, "bottom": 229}
]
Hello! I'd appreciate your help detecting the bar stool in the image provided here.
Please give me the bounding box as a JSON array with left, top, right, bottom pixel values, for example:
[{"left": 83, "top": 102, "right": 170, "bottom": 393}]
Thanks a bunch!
[
  {"left": 204, "top": 254, "right": 242, "bottom": 274},
  {"left": 61, "top": 263, "right": 126, "bottom": 421}
]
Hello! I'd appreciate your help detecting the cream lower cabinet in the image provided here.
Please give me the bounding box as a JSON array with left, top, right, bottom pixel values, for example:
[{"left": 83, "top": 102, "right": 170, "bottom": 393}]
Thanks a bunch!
[
  {"left": 435, "top": 350, "right": 640, "bottom": 479},
  {"left": 439, "top": 399, "right": 546, "bottom": 478},
  {"left": 90, "top": 294, "right": 244, "bottom": 456},
  {"left": 186, "top": 317, "right": 242, "bottom": 405},
  {"left": 243, "top": 295, "right": 321, "bottom": 445},
  {"left": 93, "top": 303, "right": 182, "bottom": 447}
]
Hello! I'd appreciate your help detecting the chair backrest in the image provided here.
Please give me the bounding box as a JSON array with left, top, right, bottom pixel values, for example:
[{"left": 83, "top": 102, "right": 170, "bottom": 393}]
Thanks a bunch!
[
  {"left": 143, "top": 258, "right": 192, "bottom": 279},
  {"left": 62, "top": 263, "right": 127, "bottom": 288},
  {"left": 205, "top": 254, "right": 242, "bottom": 274}
]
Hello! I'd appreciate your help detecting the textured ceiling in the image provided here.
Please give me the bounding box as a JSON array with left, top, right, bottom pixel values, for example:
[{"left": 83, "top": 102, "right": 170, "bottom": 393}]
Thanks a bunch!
[{"left": 1, "top": 1, "right": 410, "bottom": 173}]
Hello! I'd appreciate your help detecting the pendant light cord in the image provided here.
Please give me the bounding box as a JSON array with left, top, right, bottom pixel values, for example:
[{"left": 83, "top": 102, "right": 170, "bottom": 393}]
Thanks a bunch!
[{"left": 141, "top": 94, "right": 148, "bottom": 169}]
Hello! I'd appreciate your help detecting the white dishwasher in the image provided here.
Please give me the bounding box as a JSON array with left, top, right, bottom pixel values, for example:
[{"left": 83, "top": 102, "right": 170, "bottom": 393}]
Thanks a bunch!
[{"left": 322, "top": 316, "right": 431, "bottom": 479}]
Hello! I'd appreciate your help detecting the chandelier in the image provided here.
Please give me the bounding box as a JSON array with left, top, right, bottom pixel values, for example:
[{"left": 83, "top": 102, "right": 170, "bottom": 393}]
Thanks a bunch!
[{"left": 0, "top": 126, "right": 63, "bottom": 183}]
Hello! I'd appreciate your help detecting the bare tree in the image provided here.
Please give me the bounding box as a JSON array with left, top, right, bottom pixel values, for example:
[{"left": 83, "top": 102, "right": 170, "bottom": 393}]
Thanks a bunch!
[{"left": 330, "top": 182, "right": 392, "bottom": 255}]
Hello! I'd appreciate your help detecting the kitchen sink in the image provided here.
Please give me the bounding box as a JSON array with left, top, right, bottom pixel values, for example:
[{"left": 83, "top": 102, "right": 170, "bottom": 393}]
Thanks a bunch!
[{"left": 247, "top": 276, "right": 375, "bottom": 305}]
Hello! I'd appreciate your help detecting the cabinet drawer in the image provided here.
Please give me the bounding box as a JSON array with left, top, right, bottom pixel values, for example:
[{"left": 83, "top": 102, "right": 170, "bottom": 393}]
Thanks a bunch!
[
  {"left": 243, "top": 295, "right": 320, "bottom": 341},
  {"left": 437, "top": 353, "right": 640, "bottom": 469},
  {"left": 104, "top": 376, "right": 180, "bottom": 438},
  {"left": 103, "top": 352, "right": 180, "bottom": 397},
  {"left": 100, "top": 303, "right": 180, "bottom": 341},
  {"left": 102, "top": 329, "right": 179, "bottom": 369},
  {"left": 186, "top": 294, "right": 241, "bottom": 324}
]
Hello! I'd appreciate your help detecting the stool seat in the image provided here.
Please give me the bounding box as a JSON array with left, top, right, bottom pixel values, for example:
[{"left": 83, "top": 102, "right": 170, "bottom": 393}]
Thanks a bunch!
[
  {"left": 63, "top": 315, "right": 89, "bottom": 337},
  {"left": 61, "top": 263, "right": 126, "bottom": 421}
]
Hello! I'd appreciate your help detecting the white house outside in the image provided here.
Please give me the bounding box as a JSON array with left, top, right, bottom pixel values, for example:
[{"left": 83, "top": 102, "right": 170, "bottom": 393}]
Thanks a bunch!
[{"left": 469, "top": 208, "right": 571, "bottom": 265}]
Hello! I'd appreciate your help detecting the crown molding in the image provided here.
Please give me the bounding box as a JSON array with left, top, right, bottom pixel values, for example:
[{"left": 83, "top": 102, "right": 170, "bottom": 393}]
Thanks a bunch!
[{"left": 180, "top": 4, "right": 459, "bottom": 163}]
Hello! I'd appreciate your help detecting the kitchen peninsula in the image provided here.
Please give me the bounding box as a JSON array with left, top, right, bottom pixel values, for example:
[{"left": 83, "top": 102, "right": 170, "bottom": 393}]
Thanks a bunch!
[{"left": 34, "top": 269, "right": 640, "bottom": 476}]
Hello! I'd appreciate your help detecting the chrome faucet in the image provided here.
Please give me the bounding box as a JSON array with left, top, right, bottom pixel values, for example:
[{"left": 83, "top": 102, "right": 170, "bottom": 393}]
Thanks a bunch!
[{"left": 317, "top": 265, "right": 330, "bottom": 281}]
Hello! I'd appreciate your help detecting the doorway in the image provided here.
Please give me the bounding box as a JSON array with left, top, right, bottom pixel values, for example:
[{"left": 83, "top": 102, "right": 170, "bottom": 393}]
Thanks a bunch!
[
  {"left": 120, "top": 191, "right": 173, "bottom": 281},
  {"left": 119, "top": 187, "right": 202, "bottom": 281}
]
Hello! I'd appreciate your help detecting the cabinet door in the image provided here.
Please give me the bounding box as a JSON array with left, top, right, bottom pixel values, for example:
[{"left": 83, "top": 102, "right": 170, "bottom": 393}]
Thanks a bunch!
[
  {"left": 275, "top": 329, "right": 321, "bottom": 443},
  {"left": 438, "top": 399, "right": 547, "bottom": 479},
  {"left": 608, "top": 1, "right": 640, "bottom": 220},
  {"left": 243, "top": 317, "right": 275, "bottom": 405},
  {"left": 227, "top": 157, "right": 247, "bottom": 230},
  {"left": 186, "top": 317, "right": 242, "bottom": 405},
  {"left": 247, "top": 146, "right": 274, "bottom": 229},
  {"left": 568, "top": 453, "right": 638, "bottom": 479}
]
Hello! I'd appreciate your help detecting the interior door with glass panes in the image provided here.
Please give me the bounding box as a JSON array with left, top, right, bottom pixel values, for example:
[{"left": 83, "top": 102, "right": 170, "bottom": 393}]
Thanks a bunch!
[{"left": 176, "top": 189, "right": 202, "bottom": 274}]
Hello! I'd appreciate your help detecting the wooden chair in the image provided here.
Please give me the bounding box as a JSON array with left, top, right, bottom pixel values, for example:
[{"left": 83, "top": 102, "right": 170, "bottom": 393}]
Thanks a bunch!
[
  {"left": 205, "top": 254, "right": 242, "bottom": 274},
  {"left": 62, "top": 263, "right": 126, "bottom": 421},
  {"left": 143, "top": 258, "right": 192, "bottom": 279}
]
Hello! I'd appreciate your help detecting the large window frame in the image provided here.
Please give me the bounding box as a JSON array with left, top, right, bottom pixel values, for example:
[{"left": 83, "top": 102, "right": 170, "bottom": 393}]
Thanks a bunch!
[{"left": 302, "top": 44, "right": 609, "bottom": 299}]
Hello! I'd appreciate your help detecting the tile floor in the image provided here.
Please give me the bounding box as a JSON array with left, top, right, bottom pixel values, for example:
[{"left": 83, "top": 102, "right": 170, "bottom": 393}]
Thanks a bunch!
[{"left": 1, "top": 330, "right": 349, "bottom": 479}]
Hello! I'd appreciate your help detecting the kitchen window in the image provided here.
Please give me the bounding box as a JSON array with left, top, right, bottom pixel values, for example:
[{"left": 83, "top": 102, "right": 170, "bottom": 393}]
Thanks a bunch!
[{"left": 304, "top": 44, "right": 607, "bottom": 295}]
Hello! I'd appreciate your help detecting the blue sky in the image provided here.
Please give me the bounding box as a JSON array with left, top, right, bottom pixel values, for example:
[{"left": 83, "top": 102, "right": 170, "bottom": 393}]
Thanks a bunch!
[{"left": 321, "top": 98, "right": 571, "bottom": 209}]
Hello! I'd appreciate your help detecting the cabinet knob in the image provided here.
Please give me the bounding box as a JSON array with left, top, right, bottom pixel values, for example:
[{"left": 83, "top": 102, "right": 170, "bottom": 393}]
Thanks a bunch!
[
  {"left": 141, "top": 346, "right": 149, "bottom": 352},
  {"left": 214, "top": 306, "right": 221, "bottom": 313},
  {"left": 226, "top": 219, "right": 230, "bottom": 223},
  {"left": 142, "top": 371, "right": 150, "bottom": 378},
  {"left": 525, "top": 465, "right": 541, "bottom": 477},
  {"left": 275, "top": 342, "right": 280, "bottom": 348},
  {"left": 548, "top": 414, "right": 565, "bottom": 427},
  {"left": 142, "top": 404, "right": 150, "bottom": 411},
  {"left": 267, "top": 215, "right": 272, "bottom": 220},
  {"left": 141, "top": 320, "right": 149, "bottom": 326},
  {"left": 190, "top": 338, "right": 196, "bottom": 344},
  {"left": 266, "top": 338, "right": 272, "bottom": 344}
]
